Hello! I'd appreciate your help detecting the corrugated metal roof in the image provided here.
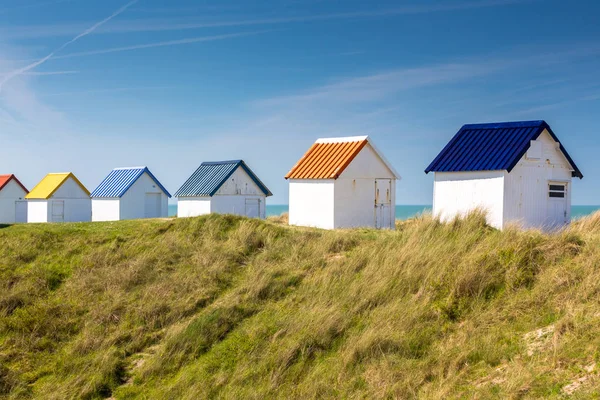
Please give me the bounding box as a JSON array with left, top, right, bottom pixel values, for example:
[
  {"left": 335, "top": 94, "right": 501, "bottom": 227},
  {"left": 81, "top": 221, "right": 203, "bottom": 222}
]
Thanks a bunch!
[
  {"left": 91, "top": 167, "right": 171, "bottom": 198},
  {"left": 174, "top": 160, "right": 272, "bottom": 197},
  {"left": 425, "top": 120, "right": 583, "bottom": 178},
  {"left": 0, "top": 174, "right": 28, "bottom": 193},
  {"left": 285, "top": 136, "right": 401, "bottom": 180},
  {"left": 285, "top": 137, "right": 369, "bottom": 180},
  {"left": 26, "top": 173, "right": 90, "bottom": 200}
]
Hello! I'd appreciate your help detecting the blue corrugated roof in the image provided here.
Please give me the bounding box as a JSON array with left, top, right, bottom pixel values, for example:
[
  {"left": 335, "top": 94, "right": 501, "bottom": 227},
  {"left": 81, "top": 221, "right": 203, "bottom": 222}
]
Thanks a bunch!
[
  {"left": 174, "top": 160, "right": 272, "bottom": 197},
  {"left": 425, "top": 120, "right": 583, "bottom": 178},
  {"left": 91, "top": 167, "right": 171, "bottom": 198}
]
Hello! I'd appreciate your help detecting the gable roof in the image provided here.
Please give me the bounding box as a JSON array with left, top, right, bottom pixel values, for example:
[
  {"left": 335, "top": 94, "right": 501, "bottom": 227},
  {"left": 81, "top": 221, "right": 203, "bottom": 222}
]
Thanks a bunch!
[
  {"left": 174, "top": 160, "right": 272, "bottom": 197},
  {"left": 0, "top": 174, "right": 28, "bottom": 193},
  {"left": 425, "top": 120, "right": 583, "bottom": 179},
  {"left": 91, "top": 167, "right": 171, "bottom": 198},
  {"left": 285, "top": 136, "right": 400, "bottom": 180},
  {"left": 26, "top": 173, "right": 90, "bottom": 199}
]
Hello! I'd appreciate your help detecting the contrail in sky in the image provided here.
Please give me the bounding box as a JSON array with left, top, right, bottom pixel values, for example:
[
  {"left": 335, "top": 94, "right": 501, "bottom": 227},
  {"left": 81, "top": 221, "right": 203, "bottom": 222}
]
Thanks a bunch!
[
  {"left": 53, "top": 31, "right": 266, "bottom": 59},
  {"left": 0, "top": 0, "right": 139, "bottom": 93}
]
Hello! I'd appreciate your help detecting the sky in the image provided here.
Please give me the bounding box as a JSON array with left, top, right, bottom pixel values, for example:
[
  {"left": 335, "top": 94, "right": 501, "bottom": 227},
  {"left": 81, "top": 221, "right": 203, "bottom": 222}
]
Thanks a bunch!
[{"left": 0, "top": 0, "right": 599, "bottom": 205}]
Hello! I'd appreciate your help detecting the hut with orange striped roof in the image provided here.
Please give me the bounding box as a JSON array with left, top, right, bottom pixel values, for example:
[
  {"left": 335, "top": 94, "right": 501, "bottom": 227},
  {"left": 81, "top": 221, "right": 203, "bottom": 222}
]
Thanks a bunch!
[{"left": 285, "top": 136, "right": 400, "bottom": 230}]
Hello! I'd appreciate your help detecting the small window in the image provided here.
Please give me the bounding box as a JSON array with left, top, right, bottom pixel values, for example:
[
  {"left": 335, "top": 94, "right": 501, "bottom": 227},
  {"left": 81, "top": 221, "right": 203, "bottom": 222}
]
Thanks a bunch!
[{"left": 549, "top": 184, "right": 566, "bottom": 198}]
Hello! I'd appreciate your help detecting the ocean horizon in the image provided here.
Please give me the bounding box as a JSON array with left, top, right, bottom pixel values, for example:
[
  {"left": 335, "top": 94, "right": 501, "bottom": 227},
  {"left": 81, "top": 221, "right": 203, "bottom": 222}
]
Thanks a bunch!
[{"left": 168, "top": 205, "right": 600, "bottom": 220}]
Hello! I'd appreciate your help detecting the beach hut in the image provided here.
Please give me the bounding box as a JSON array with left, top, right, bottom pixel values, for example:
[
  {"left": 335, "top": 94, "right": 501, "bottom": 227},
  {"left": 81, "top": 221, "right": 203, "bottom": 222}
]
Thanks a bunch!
[
  {"left": 425, "top": 120, "right": 583, "bottom": 230},
  {"left": 0, "top": 175, "right": 28, "bottom": 224},
  {"left": 285, "top": 136, "right": 401, "bottom": 230},
  {"left": 91, "top": 167, "right": 171, "bottom": 221},
  {"left": 175, "top": 160, "right": 272, "bottom": 219},
  {"left": 26, "top": 173, "right": 91, "bottom": 223}
]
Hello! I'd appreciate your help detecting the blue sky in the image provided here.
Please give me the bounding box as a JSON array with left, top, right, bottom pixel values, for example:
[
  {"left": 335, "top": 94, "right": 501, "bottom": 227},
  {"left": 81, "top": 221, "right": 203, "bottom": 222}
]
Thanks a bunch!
[{"left": 1, "top": 0, "right": 599, "bottom": 205}]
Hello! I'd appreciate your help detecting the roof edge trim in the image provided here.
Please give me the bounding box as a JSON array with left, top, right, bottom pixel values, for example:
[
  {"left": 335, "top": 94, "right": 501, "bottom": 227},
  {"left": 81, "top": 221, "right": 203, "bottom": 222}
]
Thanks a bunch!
[{"left": 0, "top": 174, "right": 29, "bottom": 193}]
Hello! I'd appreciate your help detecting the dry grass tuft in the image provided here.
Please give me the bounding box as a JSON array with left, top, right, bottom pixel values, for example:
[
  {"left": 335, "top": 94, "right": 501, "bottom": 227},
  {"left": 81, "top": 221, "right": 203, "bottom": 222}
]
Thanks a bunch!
[{"left": 267, "top": 212, "right": 289, "bottom": 225}]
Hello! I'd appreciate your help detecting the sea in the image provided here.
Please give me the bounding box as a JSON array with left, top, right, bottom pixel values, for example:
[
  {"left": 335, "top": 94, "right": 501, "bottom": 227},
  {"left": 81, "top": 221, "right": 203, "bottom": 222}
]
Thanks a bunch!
[{"left": 168, "top": 205, "right": 600, "bottom": 220}]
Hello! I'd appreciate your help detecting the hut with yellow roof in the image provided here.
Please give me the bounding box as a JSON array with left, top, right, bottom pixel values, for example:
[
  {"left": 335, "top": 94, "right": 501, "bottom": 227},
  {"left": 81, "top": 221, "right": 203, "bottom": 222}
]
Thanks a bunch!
[{"left": 26, "top": 173, "right": 91, "bottom": 223}]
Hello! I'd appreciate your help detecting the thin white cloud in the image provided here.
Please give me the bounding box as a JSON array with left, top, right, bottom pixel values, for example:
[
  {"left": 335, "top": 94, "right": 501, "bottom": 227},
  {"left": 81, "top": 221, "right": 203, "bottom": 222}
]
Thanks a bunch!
[
  {"left": 0, "top": 0, "right": 540, "bottom": 39},
  {"left": 24, "top": 70, "right": 79, "bottom": 76},
  {"left": 41, "top": 86, "right": 179, "bottom": 97},
  {"left": 254, "top": 62, "right": 511, "bottom": 107},
  {"left": 513, "top": 93, "right": 600, "bottom": 115},
  {"left": 254, "top": 45, "right": 600, "bottom": 109},
  {"left": 0, "top": 0, "right": 78, "bottom": 14},
  {"left": 0, "top": 0, "right": 138, "bottom": 93},
  {"left": 0, "top": 70, "right": 79, "bottom": 77},
  {"left": 52, "top": 31, "right": 268, "bottom": 60}
]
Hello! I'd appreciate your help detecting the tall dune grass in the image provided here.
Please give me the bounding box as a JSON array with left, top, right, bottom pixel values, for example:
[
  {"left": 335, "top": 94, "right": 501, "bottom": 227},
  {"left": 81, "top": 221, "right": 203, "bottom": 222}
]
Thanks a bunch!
[{"left": 0, "top": 212, "right": 599, "bottom": 399}]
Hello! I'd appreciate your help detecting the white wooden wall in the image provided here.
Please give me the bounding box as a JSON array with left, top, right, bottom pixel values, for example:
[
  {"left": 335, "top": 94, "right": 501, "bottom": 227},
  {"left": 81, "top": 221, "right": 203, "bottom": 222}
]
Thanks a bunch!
[
  {"left": 433, "top": 171, "right": 505, "bottom": 229},
  {"left": 28, "top": 177, "right": 91, "bottom": 223},
  {"left": 503, "top": 130, "right": 574, "bottom": 229},
  {"left": 334, "top": 144, "right": 397, "bottom": 229},
  {"left": 289, "top": 180, "right": 335, "bottom": 229},
  {"left": 0, "top": 179, "right": 28, "bottom": 224},
  {"left": 119, "top": 173, "right": 169, "bottom": 220}
]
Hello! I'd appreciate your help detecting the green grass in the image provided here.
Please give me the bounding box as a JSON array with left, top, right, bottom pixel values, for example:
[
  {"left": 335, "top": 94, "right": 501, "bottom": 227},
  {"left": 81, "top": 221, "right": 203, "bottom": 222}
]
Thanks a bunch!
[{"left": 1, "top": 212, "right": 600, "bottom": 399}]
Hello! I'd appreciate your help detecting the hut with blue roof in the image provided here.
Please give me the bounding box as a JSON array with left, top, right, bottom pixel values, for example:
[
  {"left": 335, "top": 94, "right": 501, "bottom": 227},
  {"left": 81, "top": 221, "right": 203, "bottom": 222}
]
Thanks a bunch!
[
  {"left": 174, "top": 160, "right": 272, "bottom": 219},
  {"left": 425, "top": 120, "right": 583, "bottom": 230},
  {"left": 91, "top": 167, "right": 171, "bottom": 221}
]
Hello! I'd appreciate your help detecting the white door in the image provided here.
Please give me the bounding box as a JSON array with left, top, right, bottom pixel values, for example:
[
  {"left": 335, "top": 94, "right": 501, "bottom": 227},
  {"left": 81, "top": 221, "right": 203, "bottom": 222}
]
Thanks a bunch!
[
  {"left": 547, "top": 183, "right": 568, "bottom": 226},
  {"left": 144, "top": 193, "right": 162, "bottom": 218},
  {"left": 51, "top": 201, "right": 65, "bottom": 223},
  {"left": 15, "top": 201, "right": 27, "bottom": 223},
  {"left": 245, "top": 198, "right": 260, "bottom": 218},
  {"left": 375, "top": 179, "right": 393, "bottom": 229}
]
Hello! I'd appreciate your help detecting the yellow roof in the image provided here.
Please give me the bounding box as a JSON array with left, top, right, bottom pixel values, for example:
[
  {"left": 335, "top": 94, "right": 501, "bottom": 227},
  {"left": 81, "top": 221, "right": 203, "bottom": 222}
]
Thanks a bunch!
[{"left": 25, "top": 173, "right": 90, "bottom": 199}]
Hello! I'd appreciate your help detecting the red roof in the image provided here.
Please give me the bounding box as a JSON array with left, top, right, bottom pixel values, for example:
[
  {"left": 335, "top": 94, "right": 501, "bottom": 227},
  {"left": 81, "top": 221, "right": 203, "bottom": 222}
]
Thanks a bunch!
[{"left": 0, "top": 174, "right": 29, "bottom": 193}]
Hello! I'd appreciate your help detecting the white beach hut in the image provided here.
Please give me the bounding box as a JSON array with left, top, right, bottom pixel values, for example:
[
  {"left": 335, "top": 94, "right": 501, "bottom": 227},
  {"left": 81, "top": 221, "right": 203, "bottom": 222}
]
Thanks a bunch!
[
  {"left": 175, "top": 160, "right": 272, "bottom": 219},
  {"left": 285, "top": 136, "right": 401, "bottom": 230},
  {"left": 91, "top": 167, "right": 171, "bottom": 221},
  {"left": 26, "top": 173, "right": 91, "bottom": 223},
  {"left": 425, "top": 120, "right": 583, "bottom": 230},
  {"left": 0, "top": 175, "right": 28, "bottom": 224}
]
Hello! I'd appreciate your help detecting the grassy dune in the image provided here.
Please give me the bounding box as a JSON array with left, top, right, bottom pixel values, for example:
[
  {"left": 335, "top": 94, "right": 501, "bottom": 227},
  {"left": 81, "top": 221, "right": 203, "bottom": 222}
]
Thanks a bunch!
[{"left": 1, "top": 213, "right": 600, "bottom": 399}]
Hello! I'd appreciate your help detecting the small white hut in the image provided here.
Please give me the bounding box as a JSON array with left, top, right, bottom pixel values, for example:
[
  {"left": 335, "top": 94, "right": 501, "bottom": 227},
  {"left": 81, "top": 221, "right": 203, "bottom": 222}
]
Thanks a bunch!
[
  {"left": 175, "top": 160, "right": 272, "bottom": 219},
  {"left": 91, "top": 167, "right": 171, "bottom": 221},
  {"left": 26, "top": 173, "right": 91, "bottom": 223},
  {"left": 285, "top": 136, "right": 401, "bottom": 230},
  {"left": 0, "top": 174, "right": 28, "bottom": 224},
  {"left": 425, "top": 120, "right": 583, "bottom": 230}
]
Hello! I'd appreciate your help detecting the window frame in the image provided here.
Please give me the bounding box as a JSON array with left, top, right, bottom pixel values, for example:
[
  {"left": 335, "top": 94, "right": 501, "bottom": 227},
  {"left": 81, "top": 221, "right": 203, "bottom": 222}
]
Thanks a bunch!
[{"left": 548, "top": 182, "right": 567, "bottom": 199}]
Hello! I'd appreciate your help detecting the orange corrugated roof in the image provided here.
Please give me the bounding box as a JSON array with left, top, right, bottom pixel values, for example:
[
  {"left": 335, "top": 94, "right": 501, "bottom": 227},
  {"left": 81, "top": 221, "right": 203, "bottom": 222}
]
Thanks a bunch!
[
  {"left": 0, "top": 174, "right": 28, "bottom": 193},
  {"left": 285, "top": 137, "right": 368, "bottom": 180}
]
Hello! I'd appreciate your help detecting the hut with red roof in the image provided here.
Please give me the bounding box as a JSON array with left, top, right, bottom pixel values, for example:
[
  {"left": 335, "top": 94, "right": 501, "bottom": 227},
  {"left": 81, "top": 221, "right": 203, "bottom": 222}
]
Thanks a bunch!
[{"left": 0, "top": 174, "right": 28, "bottom": 224}]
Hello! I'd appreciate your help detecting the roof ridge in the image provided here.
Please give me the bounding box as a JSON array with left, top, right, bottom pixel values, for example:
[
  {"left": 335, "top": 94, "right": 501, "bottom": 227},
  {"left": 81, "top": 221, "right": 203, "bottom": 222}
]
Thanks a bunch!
[
  {"left": 461, "top": 120, "right": 546, "bottom": 130},
  {"left": 201, "top": 160, "right": 242, "bottom": 165},
  {"left": 113, "top": 166, "right": 147, "bottom": 170},
  {"left": 315, "top": 135, "right": 369, "bottom": 144}
]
